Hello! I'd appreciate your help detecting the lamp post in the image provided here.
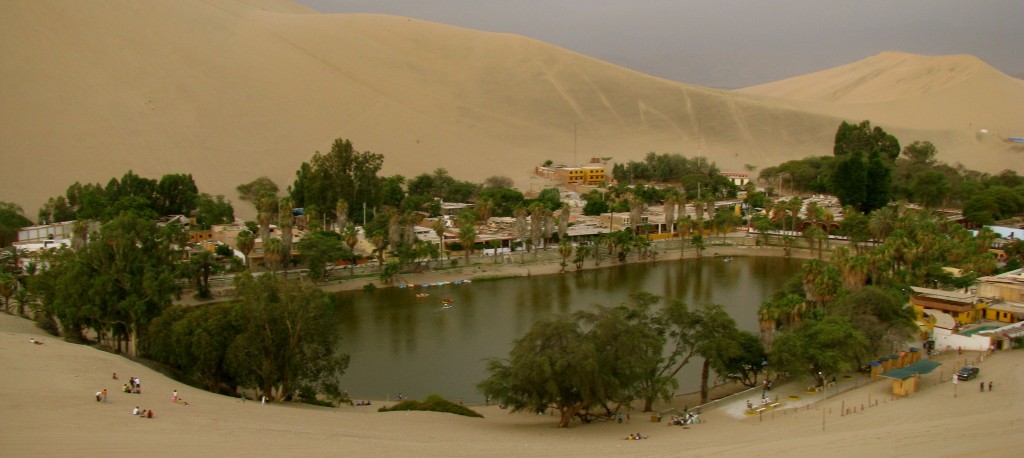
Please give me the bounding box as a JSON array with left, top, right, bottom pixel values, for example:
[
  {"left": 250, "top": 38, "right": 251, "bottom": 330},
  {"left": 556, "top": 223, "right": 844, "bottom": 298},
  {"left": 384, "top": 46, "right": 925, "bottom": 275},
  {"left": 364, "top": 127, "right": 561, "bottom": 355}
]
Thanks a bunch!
[{"left": 820, "top": 371, "right": 826, "bottom": 431}]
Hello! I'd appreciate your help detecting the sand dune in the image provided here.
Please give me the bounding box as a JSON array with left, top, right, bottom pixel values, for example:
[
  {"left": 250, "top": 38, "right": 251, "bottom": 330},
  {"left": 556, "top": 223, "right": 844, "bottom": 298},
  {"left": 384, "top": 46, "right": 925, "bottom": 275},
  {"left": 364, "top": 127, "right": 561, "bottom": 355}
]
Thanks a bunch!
[
  {"left": 2, "top": 0, "right": 1022, "bottom": 218},
  {"left": 2, "top": 310, "right": 1022, "bottom": 456}
]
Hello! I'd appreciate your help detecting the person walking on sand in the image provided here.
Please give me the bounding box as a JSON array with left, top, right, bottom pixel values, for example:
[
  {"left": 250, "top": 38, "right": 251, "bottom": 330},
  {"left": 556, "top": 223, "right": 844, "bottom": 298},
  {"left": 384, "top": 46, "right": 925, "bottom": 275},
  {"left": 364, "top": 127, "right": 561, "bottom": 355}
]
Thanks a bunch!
[
  {"left": 172, "top": 390, "right": 178, "bottom": 403},
  {"left": 980, "top": 381, "right": 985, "bottom": 392},
  {"left": 102, "top": 388, "right": 108, "bottom": 403},
  {"left": 988, "top": 381, "right": 993, "bottom": 391}
]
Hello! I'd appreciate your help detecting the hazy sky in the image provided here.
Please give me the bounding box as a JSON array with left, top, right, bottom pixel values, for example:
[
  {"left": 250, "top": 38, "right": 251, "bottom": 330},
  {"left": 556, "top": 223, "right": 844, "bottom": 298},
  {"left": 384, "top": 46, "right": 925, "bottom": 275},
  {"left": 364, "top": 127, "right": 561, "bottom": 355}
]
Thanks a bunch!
[{"left": 297, "top": 0, "right": 1024, "bottom": 88}]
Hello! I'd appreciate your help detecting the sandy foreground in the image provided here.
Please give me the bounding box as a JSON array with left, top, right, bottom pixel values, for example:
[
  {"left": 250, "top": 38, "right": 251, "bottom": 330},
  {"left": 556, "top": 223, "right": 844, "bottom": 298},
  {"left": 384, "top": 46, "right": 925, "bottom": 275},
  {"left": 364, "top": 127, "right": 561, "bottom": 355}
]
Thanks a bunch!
[{"left": 3, "top": 276, "right": 1023, "bottom": 457}]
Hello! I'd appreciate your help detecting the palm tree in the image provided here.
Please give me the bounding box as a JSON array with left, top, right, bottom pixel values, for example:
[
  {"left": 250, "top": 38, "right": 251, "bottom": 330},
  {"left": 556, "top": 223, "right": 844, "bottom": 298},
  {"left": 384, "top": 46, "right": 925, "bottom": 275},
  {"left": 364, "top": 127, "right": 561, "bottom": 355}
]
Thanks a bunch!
[
  {"left": 663, "top": 195, "right": 676, "bottom": 237},
  {"left": 263, "top": 237, "right": 284, "bottom": 273},
  {"left": 387, "top": 211, "right": 401, "bottom": 249},
  {"left": 629, "top": 197, "right": 643, "bottom": 234},
  {"left": 457, "top": 212, "right": 477, "bottom": 266},
  {"left": 0, "top": 271, "right": 16, "bottom": 314},
  {"left": 343, "top": 224, "right": 359, "bottom": 275},
  {"left": 869, "top": 206, "right": 897, "bottom": 244},
  {"left": 236, "top": 230, "right": 255, "bottom": 269},
  {"left": 431, "top": 219, "right": 447, "bottom": 266},
  {"left": 529, "top": 203, "right": 545, "bottom": 254},
  {"left": 821, "top": 208, "right": 835, "bottom": 249},
  {"left": 677, "top": 215, "right": 694, "bottom": 260},
  {"left": 335, "top": 199, "right": 349, "bottom": 235},
  {"left": 787, "top": 197, "right": 802, "bottom": 234},
  {"left": 71, "top": 219, "right": 90, "bottom": 249},
  {"left": 370, "top": 232, "right": 387, "bottom": 271},
  {"left": 558, "top": 206, "right": 570, "bottom": 241},
  {"left": 558, "top": 239, "right": 573, "bottom": 273},
  {"left": 573, "top": 244, "right": 592, "bottom": 269},
  {"left": 279, "top": 197, "right": 294, "bottom": 270},
  {"left": 476, "top": 198, "right": 494, "bottom": 224},
  {"left": 514, "top": 206, "right": 528, "bottom": 256}
]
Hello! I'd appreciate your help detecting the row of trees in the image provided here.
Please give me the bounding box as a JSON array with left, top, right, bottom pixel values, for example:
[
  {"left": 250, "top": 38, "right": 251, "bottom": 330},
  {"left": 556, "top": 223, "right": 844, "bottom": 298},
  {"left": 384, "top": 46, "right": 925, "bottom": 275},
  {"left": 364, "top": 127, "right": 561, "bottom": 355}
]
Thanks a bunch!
[
  {"left": 143, "top": 273, "right": 349, "bottom": 402},
  {"left": 478, "top": 292, "right": 762, "bottom": 427},
  {"left": 761, "top": 120, "right": 1024, "bottom": 225},
  {"left": 36, "top": 171, "right": 234, "bottom": 228},
  {"left": 610, "top": 153, "right": 739, "bottom": 200}
]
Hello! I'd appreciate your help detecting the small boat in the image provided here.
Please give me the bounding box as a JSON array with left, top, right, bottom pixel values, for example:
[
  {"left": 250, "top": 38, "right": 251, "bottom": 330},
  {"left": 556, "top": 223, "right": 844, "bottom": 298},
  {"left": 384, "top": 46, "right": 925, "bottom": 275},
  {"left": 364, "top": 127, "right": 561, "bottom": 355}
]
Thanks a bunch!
[
  {"left": 416, "top": 293, "right": 430, "bottom": 298},
  {"left": 440, "top": 297, "right": 455, "bottom": 304},
  {"left": 441, "top": 304, "right": 453, "bottom": 310}
]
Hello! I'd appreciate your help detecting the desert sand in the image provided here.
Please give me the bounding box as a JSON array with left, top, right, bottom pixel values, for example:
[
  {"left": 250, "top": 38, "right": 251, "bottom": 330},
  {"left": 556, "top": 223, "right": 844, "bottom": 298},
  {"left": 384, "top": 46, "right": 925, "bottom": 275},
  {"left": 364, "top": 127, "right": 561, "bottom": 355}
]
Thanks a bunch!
[
  {"left": 2, "top": 0, "right": 1023, "bottom": 218},
  {"left": 2, "top": 302, "right": 1022, "bottom": 457}
]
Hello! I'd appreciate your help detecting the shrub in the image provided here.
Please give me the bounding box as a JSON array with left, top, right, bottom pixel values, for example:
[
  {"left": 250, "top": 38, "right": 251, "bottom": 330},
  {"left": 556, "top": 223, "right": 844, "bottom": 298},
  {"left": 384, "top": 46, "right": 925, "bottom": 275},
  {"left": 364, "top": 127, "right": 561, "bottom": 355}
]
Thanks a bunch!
[{"left": 377, "top": 394, "right": 483, "bottom": 418}]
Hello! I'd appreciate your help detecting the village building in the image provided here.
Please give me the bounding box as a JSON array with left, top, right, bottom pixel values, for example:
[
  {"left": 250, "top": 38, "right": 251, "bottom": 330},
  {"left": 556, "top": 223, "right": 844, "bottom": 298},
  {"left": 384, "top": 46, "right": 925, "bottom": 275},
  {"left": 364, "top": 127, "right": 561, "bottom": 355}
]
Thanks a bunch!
[
  {"left": 535, "top": 164, "right": 607, "bottom": 186},
  {"left": 976, "top": 267, "right": 1024, "bottom": 323}
]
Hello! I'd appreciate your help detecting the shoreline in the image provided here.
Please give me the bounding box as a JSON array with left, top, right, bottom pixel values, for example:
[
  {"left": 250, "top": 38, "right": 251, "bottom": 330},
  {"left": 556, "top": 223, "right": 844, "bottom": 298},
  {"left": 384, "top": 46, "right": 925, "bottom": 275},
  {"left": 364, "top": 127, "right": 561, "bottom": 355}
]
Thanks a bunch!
[{"left": 177, "top": 237, "right": 817, "bottom": 306}]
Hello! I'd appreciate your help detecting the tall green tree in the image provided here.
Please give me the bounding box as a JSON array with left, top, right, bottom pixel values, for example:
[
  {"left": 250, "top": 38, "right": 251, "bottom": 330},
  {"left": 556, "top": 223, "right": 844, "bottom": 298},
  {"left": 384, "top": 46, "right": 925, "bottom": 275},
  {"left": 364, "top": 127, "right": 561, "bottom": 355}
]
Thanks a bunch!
[
  {"left": 236, "top": 230, "right": 255, "bottom": 269},
  {"left": 478, "top": 315, "right": 595, "bottom": 428},
  {"left": 155, "top": 173, "right": 200, "bottom": 216},
  {"left": 0, "top": 202, "right": 33, "bottom": 247},
  {"left": 297, "top": 231, "right": 347, "bottom": 282},
  {"left": 195, "top": 193, "right": 235, "bottom": 228},
  {"left": 291, "top": 139, "right": 384, "bottom": 222},
  {"left": 34, "top": 213, "right": 179, "bottom": 355},
  {"left": 770, "top": 314, "right": 870, "bottom": 388},
  {"left": 693, "top": 303, "right": 742, "bottom": 404},
  {"left": 226, "top": 273, "right": 349, "bottom": 401},
  {"left": 457, "top": 211, "right": 477, "bottom": 265}
]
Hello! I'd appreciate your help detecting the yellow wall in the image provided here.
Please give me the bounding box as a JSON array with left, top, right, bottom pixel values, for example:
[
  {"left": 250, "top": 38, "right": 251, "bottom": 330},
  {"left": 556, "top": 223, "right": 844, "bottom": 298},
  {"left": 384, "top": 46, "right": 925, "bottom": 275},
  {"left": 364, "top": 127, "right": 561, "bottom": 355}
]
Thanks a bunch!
[{"left": 984, "top": 309, "right": 1019, "bottom": 323}]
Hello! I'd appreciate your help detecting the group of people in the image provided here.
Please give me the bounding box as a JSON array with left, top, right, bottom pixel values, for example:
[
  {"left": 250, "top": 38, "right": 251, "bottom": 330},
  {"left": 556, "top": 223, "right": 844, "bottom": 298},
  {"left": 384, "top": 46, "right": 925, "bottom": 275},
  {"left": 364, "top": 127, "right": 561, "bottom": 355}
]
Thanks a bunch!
[
  {"left": 172, "top": 389, "right": 191, "bottom": 406},
  {"left": 117, "top": 375, "right": 142, "bottom": 394},
  {"left": 132, "top": 406, "right": 154, "bottom": 418},
  {"left": 980, "top": 381, "right": 994, "bottom": 392},
  {"left": 625, "top": 433, "right": 648, "bottom": 440},
  {"left": 352, "top": 400, "right": 372, "bottom": 406},
  {"left": 95, "top": 388, "right": 108, "bottom": 403},
  {"left": 669, "top": 412, "right": 699, "bottom": 426}
]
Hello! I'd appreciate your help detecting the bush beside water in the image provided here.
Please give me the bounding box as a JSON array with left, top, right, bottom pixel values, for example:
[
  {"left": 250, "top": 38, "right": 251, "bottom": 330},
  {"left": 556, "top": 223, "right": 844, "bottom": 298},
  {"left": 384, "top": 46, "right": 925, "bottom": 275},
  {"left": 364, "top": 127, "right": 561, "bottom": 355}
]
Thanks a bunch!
[{"left": 378, "top": 394, "right": 483, "bottom": 418}]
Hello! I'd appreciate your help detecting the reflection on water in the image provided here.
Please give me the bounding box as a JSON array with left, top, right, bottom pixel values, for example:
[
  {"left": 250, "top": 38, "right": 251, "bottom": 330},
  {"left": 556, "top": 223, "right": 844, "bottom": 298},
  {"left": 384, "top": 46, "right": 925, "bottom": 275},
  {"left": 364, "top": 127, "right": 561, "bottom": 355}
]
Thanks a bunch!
[{"left": 334, "top": 256, "right": 803, "bottom": 402}]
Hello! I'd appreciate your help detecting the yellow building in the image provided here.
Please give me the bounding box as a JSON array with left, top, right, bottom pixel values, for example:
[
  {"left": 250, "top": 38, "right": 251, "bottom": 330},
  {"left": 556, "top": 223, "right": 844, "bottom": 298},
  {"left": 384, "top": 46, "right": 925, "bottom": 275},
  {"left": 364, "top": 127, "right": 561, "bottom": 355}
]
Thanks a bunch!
[
  {"left": 977, "top": 268, "right": 1024, "bottom": 323},
  {"left": 909, "top": 286, "right": 988, "bottom": 325},
  {"left": 553, "top": 166, "right": 606, "bottom": 186},
  {"left": 983, "top": 302, "right": 1024, "bottom": 323}
]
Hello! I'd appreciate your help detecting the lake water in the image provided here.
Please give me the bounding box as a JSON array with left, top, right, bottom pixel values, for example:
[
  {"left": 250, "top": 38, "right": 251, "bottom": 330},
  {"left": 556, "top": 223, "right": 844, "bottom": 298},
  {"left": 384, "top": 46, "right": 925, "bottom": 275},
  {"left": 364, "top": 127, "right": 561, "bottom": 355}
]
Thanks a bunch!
[{"left": 333, "top": 256, "right": 803, "bottom": 402}]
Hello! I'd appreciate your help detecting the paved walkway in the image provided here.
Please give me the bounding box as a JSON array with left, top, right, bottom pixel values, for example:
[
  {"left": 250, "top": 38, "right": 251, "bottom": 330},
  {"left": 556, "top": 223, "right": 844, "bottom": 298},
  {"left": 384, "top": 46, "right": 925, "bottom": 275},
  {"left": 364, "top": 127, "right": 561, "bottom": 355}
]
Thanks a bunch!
[{"left": 716, "top": 373, "right": 881, "bottom": 419}]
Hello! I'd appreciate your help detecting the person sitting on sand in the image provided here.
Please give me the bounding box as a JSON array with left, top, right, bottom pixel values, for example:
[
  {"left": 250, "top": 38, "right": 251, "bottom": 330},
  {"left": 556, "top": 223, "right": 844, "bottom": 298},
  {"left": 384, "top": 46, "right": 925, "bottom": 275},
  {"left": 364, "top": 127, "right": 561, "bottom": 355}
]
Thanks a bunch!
[
  {"left": 133, "top": 406, "right": 140, "bottom": 415},
  {"left": 146, "top": 410, "right": 153, "bottom": 418},
  {"left": 138, "top": 409, "right": 147, "bottom": 418},
  {"left": 29, "top": 338, "right": 42, "bottom": 345}
]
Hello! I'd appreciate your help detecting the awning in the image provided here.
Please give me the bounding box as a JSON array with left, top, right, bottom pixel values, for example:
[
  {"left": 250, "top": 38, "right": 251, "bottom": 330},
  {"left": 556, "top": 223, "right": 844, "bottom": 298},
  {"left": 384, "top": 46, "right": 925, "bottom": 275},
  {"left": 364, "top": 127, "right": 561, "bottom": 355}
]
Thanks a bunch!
[{"left": 880, "top": 360, "right": 942, "bottom": 380}]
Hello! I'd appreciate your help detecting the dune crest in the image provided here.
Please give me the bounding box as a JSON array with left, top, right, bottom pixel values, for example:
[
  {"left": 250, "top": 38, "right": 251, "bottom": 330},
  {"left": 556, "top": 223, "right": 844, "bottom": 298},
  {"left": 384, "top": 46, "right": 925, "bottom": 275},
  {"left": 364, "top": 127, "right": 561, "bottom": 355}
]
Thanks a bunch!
[{"left": 737, "top": 51, "right": 1007, "bottom": 103}]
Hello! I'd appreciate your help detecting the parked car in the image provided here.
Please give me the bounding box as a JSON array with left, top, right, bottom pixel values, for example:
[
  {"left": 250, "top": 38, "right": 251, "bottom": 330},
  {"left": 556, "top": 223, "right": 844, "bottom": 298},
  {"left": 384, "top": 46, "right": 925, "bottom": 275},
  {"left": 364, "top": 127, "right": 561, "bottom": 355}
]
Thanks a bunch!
[{"left": 956, "top": 366, "right": 979, "bottom": 381}]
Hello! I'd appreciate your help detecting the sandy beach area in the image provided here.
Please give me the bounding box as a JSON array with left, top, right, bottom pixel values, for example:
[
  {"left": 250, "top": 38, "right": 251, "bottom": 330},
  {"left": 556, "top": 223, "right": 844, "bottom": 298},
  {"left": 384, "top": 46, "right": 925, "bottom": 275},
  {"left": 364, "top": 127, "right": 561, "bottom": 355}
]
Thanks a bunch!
[{"left": 2, "top": 308, "right": 1021, "bottom": 457}]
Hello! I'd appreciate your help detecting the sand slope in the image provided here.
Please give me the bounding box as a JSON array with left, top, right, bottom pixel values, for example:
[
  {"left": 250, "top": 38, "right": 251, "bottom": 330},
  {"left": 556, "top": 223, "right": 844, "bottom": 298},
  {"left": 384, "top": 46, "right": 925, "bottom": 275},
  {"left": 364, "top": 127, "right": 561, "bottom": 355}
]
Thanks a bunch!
[
  {"left": 2, "top": 1, "right": 1022, "bottom": 217},
  {"left": 2, "top": 311, "right": 1023, "bottom": 457}
]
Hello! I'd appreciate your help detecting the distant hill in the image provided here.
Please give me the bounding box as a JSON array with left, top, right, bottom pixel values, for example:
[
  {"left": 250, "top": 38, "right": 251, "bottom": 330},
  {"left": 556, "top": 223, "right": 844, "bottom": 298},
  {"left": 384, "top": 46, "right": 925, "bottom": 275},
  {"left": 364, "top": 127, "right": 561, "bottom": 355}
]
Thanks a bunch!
[{"left": 2, "top": 0, "right": 1022, "bottom": 217}]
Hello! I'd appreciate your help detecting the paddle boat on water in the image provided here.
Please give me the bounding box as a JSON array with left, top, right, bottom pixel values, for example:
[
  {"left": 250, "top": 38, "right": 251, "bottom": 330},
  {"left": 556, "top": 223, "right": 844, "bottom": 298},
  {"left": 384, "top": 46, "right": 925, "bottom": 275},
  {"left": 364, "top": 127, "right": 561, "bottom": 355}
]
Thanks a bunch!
[{"left": 415, "top": 293, "right": 430, "bottom": 298}]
